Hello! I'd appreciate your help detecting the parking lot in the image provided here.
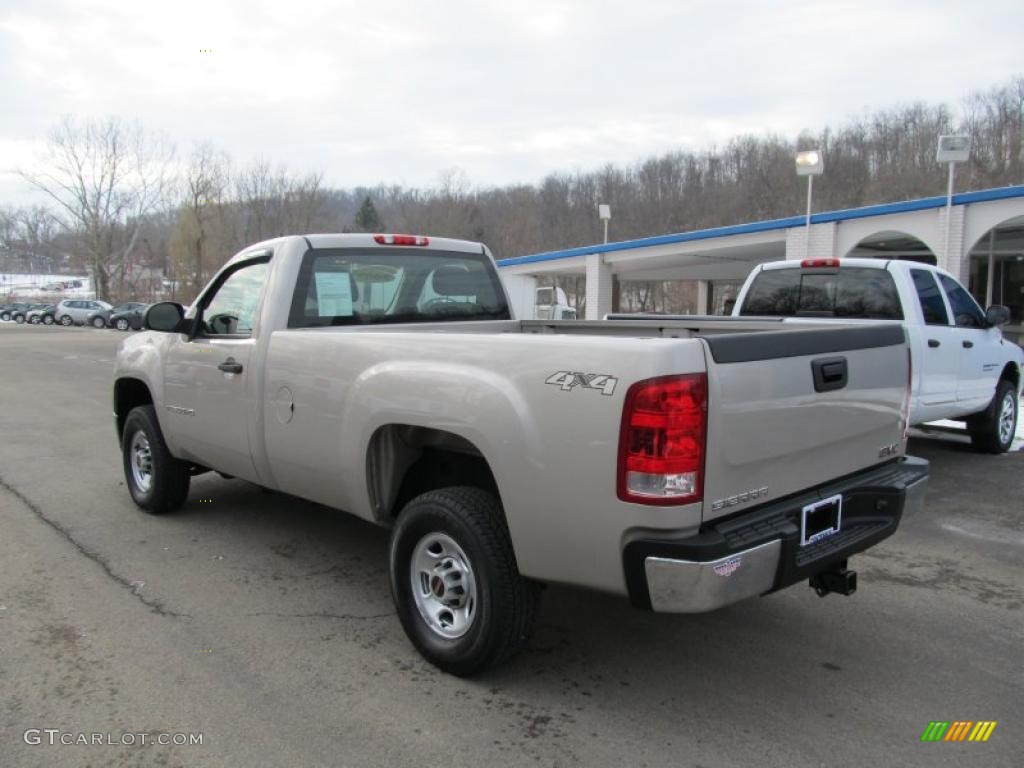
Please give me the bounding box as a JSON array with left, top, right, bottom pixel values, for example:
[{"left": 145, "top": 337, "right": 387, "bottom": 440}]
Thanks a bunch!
[{"left": 0, "top": 324, "right": 1020, "bottom": 767}]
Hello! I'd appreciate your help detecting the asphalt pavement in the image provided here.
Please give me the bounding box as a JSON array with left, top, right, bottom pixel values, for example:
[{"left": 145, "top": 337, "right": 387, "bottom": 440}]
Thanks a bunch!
[{"left": 1, "top": 324, "right": 1021, "bottom": 767}]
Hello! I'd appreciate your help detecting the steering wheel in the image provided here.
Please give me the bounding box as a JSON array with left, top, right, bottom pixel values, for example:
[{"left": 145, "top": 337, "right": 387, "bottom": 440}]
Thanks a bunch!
[{"left": 208, "top": 314, "right": 238, "bottom": 334}]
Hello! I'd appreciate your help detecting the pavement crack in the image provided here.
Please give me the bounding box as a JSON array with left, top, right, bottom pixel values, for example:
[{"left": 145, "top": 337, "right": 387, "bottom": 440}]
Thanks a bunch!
[
  {"left": 247, "top": 611, "right": 394, "bottom": 621},
  {"left": 0, "top": 473, "right": 189, "bottom": 619}
]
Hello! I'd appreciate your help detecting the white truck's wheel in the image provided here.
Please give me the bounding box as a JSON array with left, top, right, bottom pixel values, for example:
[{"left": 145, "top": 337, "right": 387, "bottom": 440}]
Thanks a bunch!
[
  {"left": 122, "top": 405, "right": 191, "bottom": 513},
  {"left": 389, "top": 487, "right": 539, "bottom": 676},
  {"left": 969, "top": 379, "right": 1018, "bottom": 454}
]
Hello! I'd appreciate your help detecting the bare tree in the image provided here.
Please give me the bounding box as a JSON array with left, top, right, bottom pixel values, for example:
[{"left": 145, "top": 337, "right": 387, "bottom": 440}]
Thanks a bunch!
[
  {"left": 170, "top": 143, "right": 231, "bottom": 294},
  {"left": 19, "top": 116, "right": 175, "bottom": 300}
]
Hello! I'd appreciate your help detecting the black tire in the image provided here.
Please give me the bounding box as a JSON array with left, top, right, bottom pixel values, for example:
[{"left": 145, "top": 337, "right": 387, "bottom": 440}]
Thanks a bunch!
[
  {"left": 59, "top": 315, "right": 73, "bottom": 326},
  {"left": 968, "top": 379, "right": 1018, "bottom": 454},
  {"left": 28, "top": 315, "right": 40, "bottom": 324},
  {"left": 42, "top": 315, "right": 54, "bottom": 325},
  {"left": 121, "top": 405, "right": 191, "bottom": 513},
  {"left": 0, "top": 312, "right": 10, "bottom": 321},
  {"left": 389, "top": 487, "right": 539, "bottom": 676},
  {"left": 14, "top": 314, "right": 25, "bottom": 323},
  {"left": 116, "top": 318, "right": 130, "bottom": 331},
  {"left": 92, "top": 316, "right": 106, "bottom": 328}
]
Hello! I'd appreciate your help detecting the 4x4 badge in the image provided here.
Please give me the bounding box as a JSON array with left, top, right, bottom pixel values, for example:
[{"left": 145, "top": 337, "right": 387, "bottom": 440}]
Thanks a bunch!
[{"left": 545, "top": 371, "right": 618, "bottom": 396}]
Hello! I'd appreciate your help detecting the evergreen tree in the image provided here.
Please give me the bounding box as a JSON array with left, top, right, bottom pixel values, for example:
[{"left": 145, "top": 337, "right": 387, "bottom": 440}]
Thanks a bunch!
[{"left": 353, "top": 195, "right": 382, "bottom": 232}]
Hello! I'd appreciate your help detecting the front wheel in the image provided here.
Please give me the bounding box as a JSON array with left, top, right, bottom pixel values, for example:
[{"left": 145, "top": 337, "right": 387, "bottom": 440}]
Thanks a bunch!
[
  {"left": 389, "top": 487, "right": 539, "bottom": 676},
  {"left": 42, "top": 315, "right": 54, "bottom": 325},
  {"left": 122, "top": 405, "right": 191, "bottom": 513},
  {"left": 0, "top": 312, "right": 10, "bottom": 321},
  {"left": 14, "top": 314, "right": 25, "bottom": 324},
  {"left": 59, "top": 315, "right": 73, "bottom": 326},
  {"left": 116, "top": 318, "right": 130, "bottom": 330},
  {"left": 969, "top": 379, "right": 1018, "bottom": 453}
]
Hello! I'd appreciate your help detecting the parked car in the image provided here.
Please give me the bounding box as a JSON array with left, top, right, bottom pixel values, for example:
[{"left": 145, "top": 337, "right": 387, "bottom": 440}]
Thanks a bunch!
[
  {"left": 26, "top": 304, "right": 59, "bottom": 325},
  {"left": 114, "top": 233, "right": 928, "bottom": 674},
  {"left": 55, "top": 299, "right": 113, "bottom": 326},
  {"left": 11, "top": 303, "right": 50, "bottom": 323},
  {"left": 730, "top": 258, "right": 1023, "bottom": 453},
  {"left": 1, "top": 302, "right": 33, "bottom": 322},
  {"left": 108, "top": 303, "right": 150, "bottom": 331},
  {"left": 86, "top": 302, "right": 147, "bottom": 329}
]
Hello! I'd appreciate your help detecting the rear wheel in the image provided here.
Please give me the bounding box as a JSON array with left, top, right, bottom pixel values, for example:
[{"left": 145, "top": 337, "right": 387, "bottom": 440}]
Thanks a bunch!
[
  {"left": 389, "top": 487, "right": 539, "bottom": 676},
  {"left": 969, "top": 379, "right": 1018, "bottom": 453},
  {"left": 28, "top": 315, "right": 40, "bottom": 324},
  {"left": 60, "top": 315, "right": 73, "bottom": 326},
  {"left": 0, "top": 311, "right": 10, "bottom": 321},
  {"left": 92, "top": 316, "right": 106, "bottom": 328},
  {"left": 14, "top": 314, "right": 25, "bottom": 324},
  {"left": 122, "top": 405, "right": 191, "bottom": 513}
]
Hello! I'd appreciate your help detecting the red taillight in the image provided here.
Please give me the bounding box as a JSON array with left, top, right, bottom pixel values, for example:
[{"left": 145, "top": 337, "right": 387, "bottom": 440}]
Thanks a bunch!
[
  {"left": 373, "top": 234, "right": 429, "bottom": 246},
  {"left": 617, "top": 373, "right": 707, "bottom": 505},
  {"left": 801, "top": 258, "right": 841, "bottom": 268}
]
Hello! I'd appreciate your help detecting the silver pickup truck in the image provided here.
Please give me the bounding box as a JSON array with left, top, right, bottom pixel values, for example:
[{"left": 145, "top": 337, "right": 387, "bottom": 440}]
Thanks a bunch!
[{"left": 113, "top": 234, "right": 928, "bottom": 675}]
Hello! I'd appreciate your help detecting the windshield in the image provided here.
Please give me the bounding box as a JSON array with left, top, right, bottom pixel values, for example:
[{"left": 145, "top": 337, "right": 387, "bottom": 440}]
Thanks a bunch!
[
  {"left": 739, "top": 267, "right": 903, "bottom": 320},
  {"left": 288, "top": 248, "right": 510, "bottom": 328}
]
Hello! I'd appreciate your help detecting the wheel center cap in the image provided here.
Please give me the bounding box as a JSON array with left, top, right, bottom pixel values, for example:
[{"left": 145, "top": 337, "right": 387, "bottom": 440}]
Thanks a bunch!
[{"left": 430, "top": 575, "right": 445, "bottom": 598}]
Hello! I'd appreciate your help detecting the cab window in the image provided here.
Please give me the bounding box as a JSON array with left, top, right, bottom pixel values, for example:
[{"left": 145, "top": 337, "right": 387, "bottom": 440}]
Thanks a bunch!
[
  {"left": 938, "top": 274, "right": 986, "bottom": 329},
  {"left": 199, "top": 260, "right": 269, "bottom": 336},
  {"left": 910, "top": 269, "right": 949, "bottom": 326}
]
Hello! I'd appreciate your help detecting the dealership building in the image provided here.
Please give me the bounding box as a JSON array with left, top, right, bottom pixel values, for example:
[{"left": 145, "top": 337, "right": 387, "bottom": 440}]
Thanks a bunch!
[{"left": 497, "top": 184, "right": 1024, "bottom": 340}]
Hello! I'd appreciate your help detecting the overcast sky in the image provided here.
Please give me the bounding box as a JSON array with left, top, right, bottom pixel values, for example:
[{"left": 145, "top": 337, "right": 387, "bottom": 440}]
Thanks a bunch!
[{"left": 1, "top": 0, "right": 1020, "bottom": 205}]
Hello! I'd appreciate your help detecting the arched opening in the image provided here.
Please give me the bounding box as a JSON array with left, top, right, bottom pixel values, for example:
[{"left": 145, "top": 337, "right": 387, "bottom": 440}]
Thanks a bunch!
[
  {"left": 965, "top": 215, "right": 1024, "bottom": 345},
  {"left": 844, "top": 230, "right": 937, "bottom": 265}
]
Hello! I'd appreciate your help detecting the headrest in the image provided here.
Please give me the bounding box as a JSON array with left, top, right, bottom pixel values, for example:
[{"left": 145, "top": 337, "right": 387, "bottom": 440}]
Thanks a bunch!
[{"left": 431, "top": 266, "right": 477, "bottom": 296}]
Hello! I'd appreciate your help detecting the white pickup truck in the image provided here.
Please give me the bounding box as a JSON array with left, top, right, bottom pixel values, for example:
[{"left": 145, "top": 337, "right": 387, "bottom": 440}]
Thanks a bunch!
[
  {"left": 114, "top": 234, "right": 927, "bottom": 674},
  {"left": 732, "top": 258, "right": 1023, "bottom": 453}
]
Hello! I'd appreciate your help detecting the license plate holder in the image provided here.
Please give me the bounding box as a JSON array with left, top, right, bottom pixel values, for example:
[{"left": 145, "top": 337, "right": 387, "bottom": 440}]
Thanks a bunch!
[{"left": 801, "top": 494, "right": 842, "bottom": 546}]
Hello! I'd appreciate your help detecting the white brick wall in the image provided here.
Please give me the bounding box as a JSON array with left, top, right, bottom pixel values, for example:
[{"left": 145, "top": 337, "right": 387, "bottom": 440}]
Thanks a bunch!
[{"left": 785, "top": 222, "right": 838, "bottom": 260}]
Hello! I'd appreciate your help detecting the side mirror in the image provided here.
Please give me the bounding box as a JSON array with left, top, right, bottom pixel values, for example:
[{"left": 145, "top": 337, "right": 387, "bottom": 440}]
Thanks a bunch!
[
  {"left": 144, "top": 302, "right": 186, "bottom": 332},
  {"left": 985, "top": 305, "right": 1011, "bottom": 327}
]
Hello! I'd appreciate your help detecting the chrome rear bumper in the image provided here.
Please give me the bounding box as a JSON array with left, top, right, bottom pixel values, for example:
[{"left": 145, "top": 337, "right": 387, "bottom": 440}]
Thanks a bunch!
[{"left": 645, "top": 540, "right": 781, "bottom": 613}]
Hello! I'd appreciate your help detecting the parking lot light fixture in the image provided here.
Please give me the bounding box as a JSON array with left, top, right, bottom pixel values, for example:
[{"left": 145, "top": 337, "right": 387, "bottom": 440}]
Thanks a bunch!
[
  {"left": 795, "top": 150, "right": 824, "bottom": 257},
  {"left": 598, "top": 204, "right": 611, "bottom": 244},
  {"left": 937, "top": 135, "right": 971, "bottom": 263}
]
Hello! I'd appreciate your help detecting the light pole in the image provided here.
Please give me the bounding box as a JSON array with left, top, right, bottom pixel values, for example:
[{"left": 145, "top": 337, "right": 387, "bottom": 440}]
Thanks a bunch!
[
  {"left": 795, "top": 150, "right": 824, "bottom": 258},
  {"left": 936, "top": 135, "right": 971, "bottom": 265},
  {"left": 598, "top": 204, "right": 611, "bottom": 244}
]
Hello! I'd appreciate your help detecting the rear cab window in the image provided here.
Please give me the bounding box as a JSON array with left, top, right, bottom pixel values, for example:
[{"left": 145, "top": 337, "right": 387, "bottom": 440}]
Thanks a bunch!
[
  {"left": 910, "top": 269, "right": 949, "bottom": 326},
  {"left": 739, "top": 266, "right": 903, "bottom": 319},
  {"left": 288, "top": 248, "right": 510, "bottom": 328}
]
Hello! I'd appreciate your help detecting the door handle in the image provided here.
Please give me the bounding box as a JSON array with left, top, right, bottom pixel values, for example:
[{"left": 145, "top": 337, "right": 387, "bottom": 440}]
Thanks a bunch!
[
  {"left": 962, "top": 340, "right": 974, "bottom": 349},
  {"left": 927, "top": 339, "right": 940, "bottom": 348},
  {"left": 217, "top": 357, "right": 243, "bottom": 374}
]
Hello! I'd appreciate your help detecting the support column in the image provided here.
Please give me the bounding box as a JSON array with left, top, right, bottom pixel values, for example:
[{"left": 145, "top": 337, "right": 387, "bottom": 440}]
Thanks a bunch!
[
  {"left": 696, "top": 280, "right": 710, "bottom": 314},
  {"left": 585, "top": 253, "right": 613, "bottom": 320},
  {"left": 939, "top": 205, "right": 967, "bottom": 282}
]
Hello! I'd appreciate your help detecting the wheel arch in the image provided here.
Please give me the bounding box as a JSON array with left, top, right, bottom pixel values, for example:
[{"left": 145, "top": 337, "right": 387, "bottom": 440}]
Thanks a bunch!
[
  {"left": 114, "top": 377, "right": 154, "bottom": 442},
  {"left": 1001, "top": 361, "right": 1020, "bottom": 393},
  {"left": 366, "top": 424, "right": 501, "bottom": 524}
]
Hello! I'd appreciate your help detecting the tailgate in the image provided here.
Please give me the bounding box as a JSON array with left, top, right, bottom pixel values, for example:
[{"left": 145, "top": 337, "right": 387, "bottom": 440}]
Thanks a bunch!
[{"left": 701, "top": 324, "right": 908, "bottom": 523}]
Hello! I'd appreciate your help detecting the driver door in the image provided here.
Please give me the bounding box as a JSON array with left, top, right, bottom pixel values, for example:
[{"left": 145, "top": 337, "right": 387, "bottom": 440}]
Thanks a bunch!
[{"left": 162, "top": 257, "right": 270, "bottom": 481}]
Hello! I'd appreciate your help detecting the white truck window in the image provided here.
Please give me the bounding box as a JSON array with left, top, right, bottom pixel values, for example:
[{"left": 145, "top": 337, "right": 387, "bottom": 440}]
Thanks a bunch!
[
  {"left": 910, "top": 269, "right": 950, "bottom": 326},
  {"left": 938, "top": 274, "right": 987, "bottom": 329},
  {"left": 739, "top": 267, "right": 903, "bottom": 319}
]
